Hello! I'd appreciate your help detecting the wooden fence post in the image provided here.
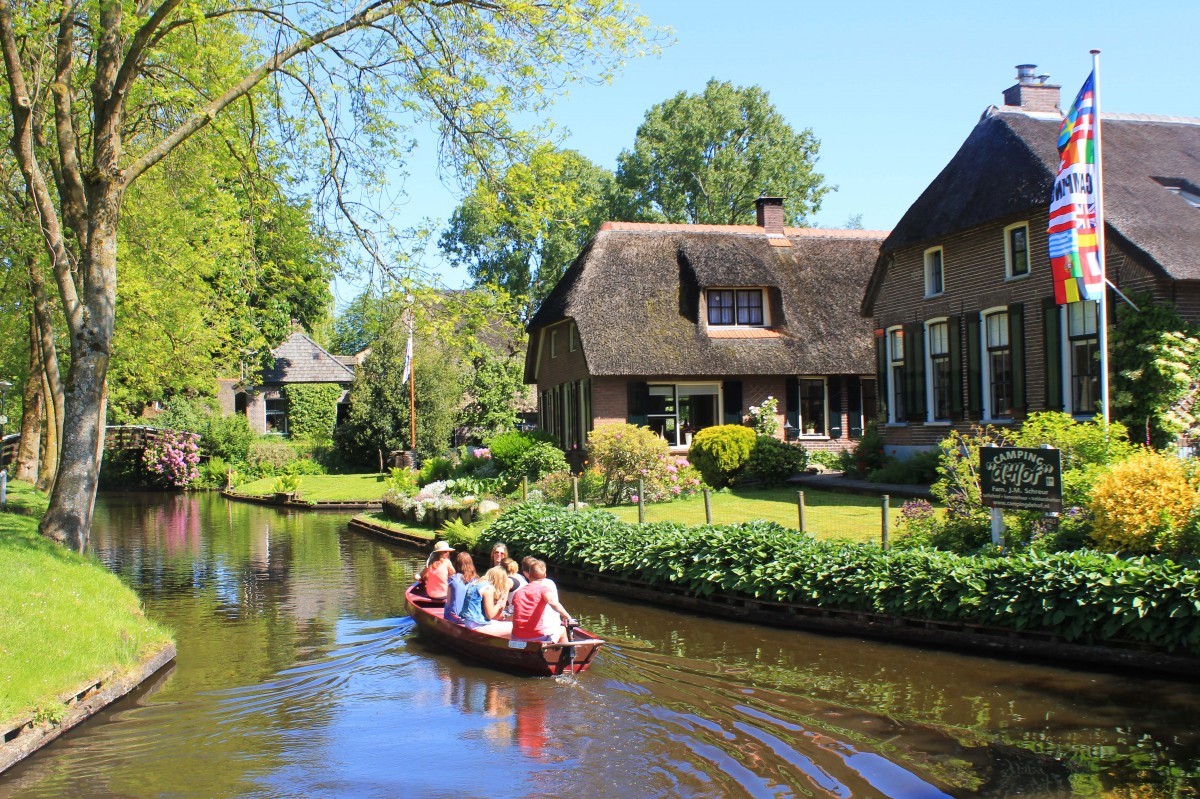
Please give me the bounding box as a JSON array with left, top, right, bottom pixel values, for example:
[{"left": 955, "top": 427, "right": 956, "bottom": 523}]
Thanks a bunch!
[
  {"left": 637, "top": 478, "right": 645, "bottom": 524},
  {"left": 881, "top": 494, "right": 890, "bottom": 550},
  {"left": 703, "top": 489, "right": 713, "bottom": 525},
  {"left": 572, "top": 476, "right": 580, "bottom": 510},
  {"left": 797, "top": 490, "right": 807, "bottom": 534},
  {"left": 521, "top": 476, "right": 528, "bottom": 502}
]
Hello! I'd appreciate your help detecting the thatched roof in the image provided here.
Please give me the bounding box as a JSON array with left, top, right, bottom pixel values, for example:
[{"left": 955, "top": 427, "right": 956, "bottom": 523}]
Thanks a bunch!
[
  {"left": 263, "top": 332, "right": 356, "bottom": 385},
  {"left": 526, "top": 224, "right": 887, "bottom": 381},
  {"left": 863, "top": 108, "right": 1200, "bottom": 313}
]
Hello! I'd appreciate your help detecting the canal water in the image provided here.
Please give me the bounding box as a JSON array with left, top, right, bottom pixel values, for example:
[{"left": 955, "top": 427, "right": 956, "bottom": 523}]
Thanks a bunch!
[{"left": 2, "top": 492, "right": 1198, "bottom": 798}]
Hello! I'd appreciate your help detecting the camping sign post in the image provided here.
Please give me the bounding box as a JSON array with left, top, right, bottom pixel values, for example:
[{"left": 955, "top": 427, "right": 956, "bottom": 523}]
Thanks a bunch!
[{"left": 979, "top": 444, "right": 1063, "bottom": 546}]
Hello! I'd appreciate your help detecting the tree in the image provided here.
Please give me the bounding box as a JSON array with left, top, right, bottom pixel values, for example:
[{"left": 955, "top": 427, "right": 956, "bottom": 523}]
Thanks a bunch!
[
  {"left": 440, "top": 146, "right": 613, "bottom": 316},
  {"left": 614, "top": 79, "right": 831, "bottom": 226},
  {"left": 0, "top": 0, "right": 648, "bottom": 549}
]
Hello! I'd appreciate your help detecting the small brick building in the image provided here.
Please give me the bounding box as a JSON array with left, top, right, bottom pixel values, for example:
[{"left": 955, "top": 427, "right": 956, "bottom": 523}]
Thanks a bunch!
[
  {"left": 862, "top": 66, "right": 1200, "bottom": 457},
  {"left": 218, "top": 331, "right": 357, "bottom": 435},
  {"left": 525, "top": 198, "right": 886, "bottom": 454}
]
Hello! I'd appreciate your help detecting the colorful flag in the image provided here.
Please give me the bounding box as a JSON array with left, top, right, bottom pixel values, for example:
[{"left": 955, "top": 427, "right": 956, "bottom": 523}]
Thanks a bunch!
[
  {"left": 1048, "top": 71, "right": 1103, "bottom": 304},
  {"left": 399, "top": 304, "right": 414, "bottom": 385}
]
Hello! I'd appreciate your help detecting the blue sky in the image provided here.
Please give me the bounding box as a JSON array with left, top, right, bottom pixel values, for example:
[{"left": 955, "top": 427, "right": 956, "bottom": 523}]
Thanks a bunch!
[{"left": 335, "top": 0, "right": 1198, "bottom": 303}]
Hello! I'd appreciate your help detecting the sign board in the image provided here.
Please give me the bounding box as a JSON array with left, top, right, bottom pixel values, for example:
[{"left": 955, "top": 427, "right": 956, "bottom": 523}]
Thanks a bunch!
[{"left": 979, "top": 446, "right": 1062, "bottom": 512}]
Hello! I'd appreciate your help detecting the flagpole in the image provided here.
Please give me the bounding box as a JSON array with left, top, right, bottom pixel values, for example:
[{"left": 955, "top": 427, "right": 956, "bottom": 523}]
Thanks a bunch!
[
  {"left": 407, "top": 300, "right": 417, "bottom": 453},
  {"left": 1090, "top": 49, "right": 1110, "bottom": 427}
]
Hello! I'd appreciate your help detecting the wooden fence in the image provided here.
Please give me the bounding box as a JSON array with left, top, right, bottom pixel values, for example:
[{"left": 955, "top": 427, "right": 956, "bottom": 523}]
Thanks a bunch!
[{"left": 0, "top": 425, "right": 174, "bottom": 468}]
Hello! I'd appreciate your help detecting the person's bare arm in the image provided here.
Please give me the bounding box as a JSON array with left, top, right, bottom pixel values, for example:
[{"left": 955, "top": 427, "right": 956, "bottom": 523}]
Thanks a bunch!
[{"left": 545, "top": 588, "right": 575, "bottom": 625}]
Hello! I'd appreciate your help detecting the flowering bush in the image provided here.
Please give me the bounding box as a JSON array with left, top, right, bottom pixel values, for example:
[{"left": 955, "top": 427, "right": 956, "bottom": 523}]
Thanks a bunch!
[
  {"left": 587, "top": 423, "right": 673, "bottom": 505},
  {"left": 893, "top": 500, "right": 941, "bottom": 548},
  {"left": 746, "top": 396, "right": 779, "bottom": 437},
  {"left": 651, "top": 456, "right": 704, "bottom": 501},
  {"left": 384, "top": 479, "right": 477, "bottom": 523},
  {"left": 1090, "top": 450, "right": 1199, "bottom": 555},
  {"left": 142, "top": 430, "right": 201, "bottom": 488}
]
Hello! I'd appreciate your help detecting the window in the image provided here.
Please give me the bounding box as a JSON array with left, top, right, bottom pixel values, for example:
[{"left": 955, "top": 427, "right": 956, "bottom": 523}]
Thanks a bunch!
[
  {"left": 1067, "top": 301, "right": 1100, "bottom": 415},
  {"left": 1006, "top": 223, "right": 1030, "bottom": 278},
  {"left": 569, "top": 322, "right": 577, "bottom": 352},
  {"left": 926, "top": 320, "right": 952, "bottom": 422},
  {"left": 645, "top": 383, "right": 720, "bottom": 446},
  {"left": 887, "top": 327, "right": 906, "bottom": 423},
  {"left": 265, "top": 398, "right": 288, "bottom": 435},
  {"left": 984, "top": 311, "right": 1013, "bottom": 419},
  {"left": 707, "top": 289, "right": 765, "bottom": 326},
  {"left": 798, "top": 378, "right": 827, "bottom": 436},
  {"left": 924, "top": 248, "right": 944, "bottom": 297},
  {"left": 550, "top": 329, "right": 559, "bottom": 358}
]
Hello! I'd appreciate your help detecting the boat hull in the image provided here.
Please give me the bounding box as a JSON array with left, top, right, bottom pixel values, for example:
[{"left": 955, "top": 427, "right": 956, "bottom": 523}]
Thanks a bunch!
[{"left": 404, "top": 586, "right": 603, "bottom": 676}]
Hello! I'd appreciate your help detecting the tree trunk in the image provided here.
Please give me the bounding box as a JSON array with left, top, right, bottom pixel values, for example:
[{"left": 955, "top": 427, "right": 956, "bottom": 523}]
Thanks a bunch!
[
  {"left": 29, "top": 258, "right": 64, "bottom": 477},
  {"left": 14, "top": 313, "right": 42, "bottom": 482},
  {"left": 37, "top": 367, "right": 59, "bottom": 493}
]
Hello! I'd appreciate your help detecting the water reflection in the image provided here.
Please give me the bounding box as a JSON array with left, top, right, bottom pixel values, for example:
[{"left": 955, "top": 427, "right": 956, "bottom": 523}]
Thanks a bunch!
[{"left": 1, "top": 492, "right": 1197, "bottom": 798}]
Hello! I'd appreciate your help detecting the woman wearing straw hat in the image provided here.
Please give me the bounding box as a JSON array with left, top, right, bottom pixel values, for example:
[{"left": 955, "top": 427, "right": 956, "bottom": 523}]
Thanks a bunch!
[{"left": 419, "top": 540, "right": 456, "bottom": 600}]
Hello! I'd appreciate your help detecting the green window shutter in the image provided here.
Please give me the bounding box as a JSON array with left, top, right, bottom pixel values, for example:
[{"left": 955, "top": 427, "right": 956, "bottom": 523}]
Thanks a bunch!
[
  {"left": 903, "top": 322, "right": 925, "bottom": 422},
  {"left": 627, "top": 381, "right": 648, "bottom": 426},
  {"left": 966, "top": 315, "right": 982, "bottom": 416},
  {"left": 723, "top": 380, "right": 743, "bottom": 424},
  {"left": 874, "top": 334, "right": 888, "bottom": 423},
  {"left": 1009, "top": 303, "right": 1026, "bottom": 411},
  {"left": 948, "top": 315, "right": 963, "bottom": 416},
  {"left": 1042, "top": 297, "right": 1063, "bottom": 411}
]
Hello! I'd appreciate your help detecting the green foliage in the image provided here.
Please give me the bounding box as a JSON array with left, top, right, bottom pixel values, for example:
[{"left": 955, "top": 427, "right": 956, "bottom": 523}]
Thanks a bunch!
[
  {"left": 418, "top": 457, "right": 454, "bottom": 486},
  {"left": 458, "top": 348, "right": 525, "bottom": 436},
  {"left": 384, "top": 467, "right": 419, "bottom": 496},
  {"left": 688, "top": 424, "right": 757, "bottom": 488},
  {"left": 1111, "top": 294, "right": 1200, "bottom": 447},
  {"left": 613, "top": 79, "right": 830, "bottom": 225},
  {"left": 98, "top": 449, "right": 146, "bottom": 489},
  {"left": 868, "top": 449, "right": 940, "bottom": 485},
  {"left": 485, "top": 429, "right": 559, "bottom": 472},
  {"left": 746, "top": 396, "right": 779, "bottom": 437},
  {"left": 198, "top": 457, "right": 230, "bottom": 489},
  {"left": 534, "top": 468, "right": 608, "bottom": 506},
  {"left": 851, "top": 423, "right": 886, "bottom": 477},
  {"left": 202, "top": 414, "right": 255, "bottom": 464},
  {"left": 586, "top": 423, "right": 672, "bottom": 505},
  {"left": 1090, "top": 451, "right": 1200, "bottom": 556},
  {"left": 441, "top": 146, "right": 615, "bottom": 315},
  {"left": 272, "top": 474, "right": 302, "bottom": 495},
  {"left": 742, "top": 436, "right": 807, "bottom": 487},
  {"left": 511, "top": 442, "right": 570, "bottom": 482},
  {"left": 248, "top": 438, "right": 299, "bottom": 474},
  {"left": 807, "top": 448, "right": 850, "bottom": 472},
  {"left": 282, "top": 384, "right": 343, "bottom": 439},
  {"left": 488, "top": 503, "right": 1200, "bottom": 653}
]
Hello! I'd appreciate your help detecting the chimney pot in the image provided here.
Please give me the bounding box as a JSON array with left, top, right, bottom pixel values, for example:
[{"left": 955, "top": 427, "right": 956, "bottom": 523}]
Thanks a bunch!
[{"left": 755, "top": 195, "right": 785, "bottom": 235}]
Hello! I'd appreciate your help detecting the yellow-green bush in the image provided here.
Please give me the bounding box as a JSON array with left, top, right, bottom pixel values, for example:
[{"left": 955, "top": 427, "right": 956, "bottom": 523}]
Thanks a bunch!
[
  {"left": 1090, "top": 451, "right": 1199, "bottom": 554},
  {"left": 688, "top": 424, "right": 757, "bottom": 488}
]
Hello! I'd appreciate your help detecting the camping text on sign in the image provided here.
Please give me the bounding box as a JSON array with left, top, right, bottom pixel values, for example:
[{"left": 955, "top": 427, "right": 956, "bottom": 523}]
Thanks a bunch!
[{"left": 979, "top": 446, "right": 1062, "bottom": 512}]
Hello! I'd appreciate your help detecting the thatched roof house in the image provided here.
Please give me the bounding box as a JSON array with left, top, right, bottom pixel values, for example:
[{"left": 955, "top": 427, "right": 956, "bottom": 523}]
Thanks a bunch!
[
  {"left": 862, "top": 64, "right": 1200, "bottom": 456},
  {"left": 526, "top": 197, "right": 887, "bottom": 452}
]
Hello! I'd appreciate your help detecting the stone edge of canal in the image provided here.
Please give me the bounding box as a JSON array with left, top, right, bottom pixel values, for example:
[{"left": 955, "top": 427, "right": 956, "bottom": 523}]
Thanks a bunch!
[{"left": 0, "top": 643, "right": 177, "bottom": 775}]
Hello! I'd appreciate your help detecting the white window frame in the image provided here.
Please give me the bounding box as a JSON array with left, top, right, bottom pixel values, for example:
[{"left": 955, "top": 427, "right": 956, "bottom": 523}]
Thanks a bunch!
[
  {"left": 923, "top": 247, "right": 944, "bottom": 298},
  {"left": 550, "top": 329, "right": 559, "bottom": 359},
  {"left": 980, "top": 306, "right": 1013, "bottom": 422},
  {"left": 705, "top": 288, "right": 770, "bottom": 327},
  {"left": 646, "top": 382, "right": 722, "bottom": 447},
  {"left": 923, "top": 318, "right": 952, "bottom": 424},
  {"left": 568, "top": 322, "right": 578, "bottom": 352},
  {"left": 886, "top": 325, "right": 905, "bottom": 425},
  {"left": 796, "top": 376, "right": 829, "bottom": 438},
  {"left": 1004, "top": 222, "right": 1031, "bottom": 279},
  {"left": 1061, "top": 301, "right": 1100, "bottom": 419}
]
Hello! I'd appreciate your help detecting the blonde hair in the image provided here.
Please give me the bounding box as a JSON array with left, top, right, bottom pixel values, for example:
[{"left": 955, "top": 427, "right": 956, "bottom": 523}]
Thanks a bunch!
[
  {"left": 485, "top": 566, "right": 510, "bottom": 606},
  {"left": 503, "top": 558, "right": 519, "bottom": 576}
]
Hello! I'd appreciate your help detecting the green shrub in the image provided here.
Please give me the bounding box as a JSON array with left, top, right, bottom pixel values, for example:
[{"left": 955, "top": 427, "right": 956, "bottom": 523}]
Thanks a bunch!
[
  {"left": 283, "top": 457, "right": 326, "bottom": 476},
  {"left": 1090, "top": 450, "right": 1199, "bottom": 556},
  {"left": 868, "top": 449, "right": 939, "bottom": 485},
  {"left": 248, "top": 438, "right": 297, "bottom": 474},
  {"left": 534, "top": 468, "right": 608, "bottom": 505},
  {"left": 485, "top": 430, "right": 558, "bottom": 472},
  {"left": 688, "top": 424, "right": 756, "bottom": 488},
  {"left": 487, "top": 503, "right": 1200, "bottom": 653},
  {"left": 808, "top": 449, "right": 847, "bottom": 472},
  {"left": 283, "top": 384, "right": 343, "bottom": 439},
  {"left": 587, "top": 423, "right": 672, "bottom": 505},
  {"left": 454, "top": 449, "right": 499, "bottom": 478},
  {"left": 418, "top": 456, "right": 454, "bottom": 486},
  {"left": 850, "top": 423, "right": 886, "bottom": 477},
  {"left": 384, "top": 467, "right": 419, "bottom": 496},
  {"left": 511, "top": 442, "right": 569, "bottom": 482},
  {"left": 742, "top": 436, "right": 807, "bottom": 487},
  {"left": 199, "top": 456, "right": 229, "bottom": 488},
  {"left": 99, "top": 449, "right": 145, "bottom": 488},
  {"left": 272, "top": 474, "right": 302, "bottom": 495}
]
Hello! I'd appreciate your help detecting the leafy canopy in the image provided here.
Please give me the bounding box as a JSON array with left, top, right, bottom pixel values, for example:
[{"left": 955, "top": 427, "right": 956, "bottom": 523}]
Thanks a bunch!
[{"left": 614, "top": 79, "right": 831, "bottom": 226}]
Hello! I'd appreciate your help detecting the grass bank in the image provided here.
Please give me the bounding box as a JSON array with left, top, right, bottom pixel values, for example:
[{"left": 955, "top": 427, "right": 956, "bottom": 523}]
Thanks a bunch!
[
  {"left": 603, "top": 487, "right": 901, "bottom": 543},
  {"left": 0, "top": 481, "right": 173, "bottom": 728},
  {"left": 232, "top": 473, "right": 388, "bottom": 502}
]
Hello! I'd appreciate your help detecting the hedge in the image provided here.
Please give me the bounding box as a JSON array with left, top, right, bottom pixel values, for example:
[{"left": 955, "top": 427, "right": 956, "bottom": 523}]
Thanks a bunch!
[
  {"left": 485, "top": 504, "right": 1200, "bottom": 653},
  {"left": 283, "top": 383, "right": 343, "bottom": 438}
]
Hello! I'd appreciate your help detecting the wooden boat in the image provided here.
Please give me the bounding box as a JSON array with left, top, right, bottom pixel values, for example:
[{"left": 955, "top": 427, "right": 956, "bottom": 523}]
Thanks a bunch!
[{"left": 404, "top": 585, "right": 604, "bottom": 676}]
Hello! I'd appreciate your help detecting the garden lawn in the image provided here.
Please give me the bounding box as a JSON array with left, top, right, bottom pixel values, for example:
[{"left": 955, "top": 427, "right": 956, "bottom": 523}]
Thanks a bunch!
[
  {"left": 0, "top": 481, "right": 173, "bottom": 728},
  {"left": 233, "top": 473, "right": 389, "bottom": 502},
  {"left": 604, "top": 487, "right": 902, "bottom": 543},
  {"left": 354, "top": 511, "right": 436, "bottom": 541}
]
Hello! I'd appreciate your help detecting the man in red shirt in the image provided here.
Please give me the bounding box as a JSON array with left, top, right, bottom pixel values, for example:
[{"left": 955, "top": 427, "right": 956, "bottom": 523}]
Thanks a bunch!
[{"left": 511, "top": 559, "right": 574, "bottom": 643}]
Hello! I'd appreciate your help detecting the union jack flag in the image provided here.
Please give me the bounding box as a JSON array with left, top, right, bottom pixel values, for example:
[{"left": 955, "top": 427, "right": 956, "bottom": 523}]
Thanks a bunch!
[{"left": 1048, "top": 71, "right": 1103, "bottom": 304}]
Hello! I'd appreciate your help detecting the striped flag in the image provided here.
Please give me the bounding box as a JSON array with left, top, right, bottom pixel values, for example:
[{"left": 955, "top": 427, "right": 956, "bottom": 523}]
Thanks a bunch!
[
  {"left": 1048, "top": 71, "right": 1103, "bottom": 304},
  {"left": 399, "top": 303, "right": 414, "bottom": 385}
]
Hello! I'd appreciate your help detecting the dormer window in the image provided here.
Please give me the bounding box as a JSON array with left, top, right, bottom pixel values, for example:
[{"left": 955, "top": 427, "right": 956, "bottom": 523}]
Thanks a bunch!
[
  {"left": 707, "top": 289, "right": 765, "bottom": 326},
  {"left": 924, "top": 248, "right": 944, "bottom": 297}
]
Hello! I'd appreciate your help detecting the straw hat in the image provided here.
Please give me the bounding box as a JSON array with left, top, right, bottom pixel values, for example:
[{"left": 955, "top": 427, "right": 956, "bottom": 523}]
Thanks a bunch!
[{"left": 431, "top": 541, "right": 454, "bottom": 553}]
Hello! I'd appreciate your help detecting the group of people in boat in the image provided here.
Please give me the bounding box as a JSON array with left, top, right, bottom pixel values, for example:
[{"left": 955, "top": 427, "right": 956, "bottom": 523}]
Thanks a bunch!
[{"left": 417, "top": 541, "right": 577, "bottom": 643}]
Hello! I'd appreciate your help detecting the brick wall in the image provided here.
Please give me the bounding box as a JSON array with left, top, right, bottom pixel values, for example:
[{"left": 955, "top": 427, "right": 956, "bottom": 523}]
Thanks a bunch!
[
  {"left": 870, "top": 209, "right": 1176, "bottom": 451},
  {"left": 532, "top": 320, "right": 589, "bottom": 390}
]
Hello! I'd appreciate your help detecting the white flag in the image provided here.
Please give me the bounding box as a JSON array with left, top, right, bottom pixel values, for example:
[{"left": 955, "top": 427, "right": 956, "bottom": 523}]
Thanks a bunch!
[{"left": 399, "top": 305, "right": 414, "bottom": 385}]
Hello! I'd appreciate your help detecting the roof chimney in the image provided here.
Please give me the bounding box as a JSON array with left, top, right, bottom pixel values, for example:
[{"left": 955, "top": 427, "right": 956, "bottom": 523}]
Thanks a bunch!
[
  {"left": 755, "top": 195, "right": 785, "bottom": 235},
  {"left": 1002, "top": 64, "right": 1061, "bottom": 113}
]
